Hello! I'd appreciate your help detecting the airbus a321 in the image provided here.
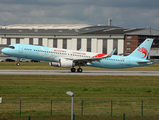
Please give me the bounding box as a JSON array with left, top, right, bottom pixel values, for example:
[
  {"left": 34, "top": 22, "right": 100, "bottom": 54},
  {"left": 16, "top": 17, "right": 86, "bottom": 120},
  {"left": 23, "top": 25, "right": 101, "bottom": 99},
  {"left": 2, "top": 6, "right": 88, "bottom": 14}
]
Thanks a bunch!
[{"left": 1, "top": 38, "right": 154, "bottom": 73}]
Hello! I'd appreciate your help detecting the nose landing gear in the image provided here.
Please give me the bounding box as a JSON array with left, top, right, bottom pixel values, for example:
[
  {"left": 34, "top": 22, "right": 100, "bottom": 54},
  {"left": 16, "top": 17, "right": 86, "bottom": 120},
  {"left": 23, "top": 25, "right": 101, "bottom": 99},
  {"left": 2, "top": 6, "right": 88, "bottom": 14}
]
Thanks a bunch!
[
  {"left": 16, "top": 63, "right": 20, "bottom": 66},
  {"left": 16, "top": 58, "right": 20, "bottom": 66}
]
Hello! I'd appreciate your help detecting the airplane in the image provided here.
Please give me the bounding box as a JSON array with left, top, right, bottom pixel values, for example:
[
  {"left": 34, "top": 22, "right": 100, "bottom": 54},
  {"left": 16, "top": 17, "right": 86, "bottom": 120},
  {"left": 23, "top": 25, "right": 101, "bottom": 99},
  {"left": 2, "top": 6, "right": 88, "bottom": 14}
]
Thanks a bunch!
[{"left": 1, "top": 38, "right": 154, "bottom": 73}]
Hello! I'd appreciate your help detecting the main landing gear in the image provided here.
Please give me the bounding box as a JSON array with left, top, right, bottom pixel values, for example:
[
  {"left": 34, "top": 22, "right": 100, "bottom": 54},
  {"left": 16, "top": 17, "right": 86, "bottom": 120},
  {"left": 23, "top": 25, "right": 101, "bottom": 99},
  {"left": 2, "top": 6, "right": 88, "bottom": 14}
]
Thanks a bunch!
[
  {"left": 71, "top": 67, "right": 83, "bottom": 73},
  {"left": 77, "top": 68, "right": 83, "bottom": 73}
]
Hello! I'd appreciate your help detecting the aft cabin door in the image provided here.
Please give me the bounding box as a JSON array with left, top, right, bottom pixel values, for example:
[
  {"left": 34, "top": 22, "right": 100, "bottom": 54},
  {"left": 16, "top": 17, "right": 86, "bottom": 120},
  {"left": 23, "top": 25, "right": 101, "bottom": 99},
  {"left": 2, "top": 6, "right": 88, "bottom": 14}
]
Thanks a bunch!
[
  {"left": 126, "top": 58, "right": 130, "bottom": 66},
  {"left": 19, "top": 45, "right": 23, "bottom": 53}
]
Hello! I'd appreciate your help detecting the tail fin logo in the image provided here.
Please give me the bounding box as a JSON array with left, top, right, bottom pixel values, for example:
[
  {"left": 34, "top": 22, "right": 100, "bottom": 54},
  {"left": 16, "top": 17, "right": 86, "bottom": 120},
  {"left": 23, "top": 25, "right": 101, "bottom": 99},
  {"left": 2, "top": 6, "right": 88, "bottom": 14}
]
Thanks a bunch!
[{"left": 137, "top": 47, "right": 148, "bottom": 58}]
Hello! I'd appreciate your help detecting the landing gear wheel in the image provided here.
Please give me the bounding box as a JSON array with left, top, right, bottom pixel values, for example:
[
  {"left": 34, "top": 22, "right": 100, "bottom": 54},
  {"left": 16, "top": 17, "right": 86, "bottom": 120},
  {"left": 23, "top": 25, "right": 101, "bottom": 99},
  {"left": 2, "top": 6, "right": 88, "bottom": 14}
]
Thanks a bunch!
[
  {"left": 16, "top": 63, "right": 20, "bottom": 66},
  {"left": 71, "top": 68, "right": 76, "bottom": 72},
  {"left": 77, "top": 68, "right": 83, "bottom": 73}
]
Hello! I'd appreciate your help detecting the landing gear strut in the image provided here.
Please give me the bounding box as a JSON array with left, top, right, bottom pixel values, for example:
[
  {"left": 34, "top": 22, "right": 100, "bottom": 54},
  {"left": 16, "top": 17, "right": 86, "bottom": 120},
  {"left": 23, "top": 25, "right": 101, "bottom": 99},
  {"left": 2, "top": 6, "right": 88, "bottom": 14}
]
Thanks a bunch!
[{"left": 16, "top": 58, "right": 20, "bottom": 66}]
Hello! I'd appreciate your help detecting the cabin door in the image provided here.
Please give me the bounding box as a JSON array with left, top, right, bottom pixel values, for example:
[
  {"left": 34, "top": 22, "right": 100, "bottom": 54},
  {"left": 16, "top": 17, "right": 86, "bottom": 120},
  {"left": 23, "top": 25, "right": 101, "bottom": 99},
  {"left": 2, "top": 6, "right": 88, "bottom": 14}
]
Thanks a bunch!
[
  {"left": 126, "top": 58, "right": 130, "bottom": 66},
  {"left": 19, "top": 45, "right": 23, "bottom": 53}
]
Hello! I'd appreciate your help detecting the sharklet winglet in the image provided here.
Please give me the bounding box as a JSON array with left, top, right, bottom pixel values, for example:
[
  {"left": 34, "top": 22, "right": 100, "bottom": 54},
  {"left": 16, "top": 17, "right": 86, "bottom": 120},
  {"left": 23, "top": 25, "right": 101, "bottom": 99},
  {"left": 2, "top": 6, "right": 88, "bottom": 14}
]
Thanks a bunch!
[{"left": 103, "top": 48, "right": 116, "bottom": 58}]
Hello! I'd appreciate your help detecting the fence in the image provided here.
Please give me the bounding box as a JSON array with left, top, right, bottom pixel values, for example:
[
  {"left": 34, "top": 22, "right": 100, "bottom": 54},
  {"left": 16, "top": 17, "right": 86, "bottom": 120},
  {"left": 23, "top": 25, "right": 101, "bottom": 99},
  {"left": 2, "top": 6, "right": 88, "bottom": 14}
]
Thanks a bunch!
[{"left": 0, "top": 100, "right": 159, "bottom": 118}]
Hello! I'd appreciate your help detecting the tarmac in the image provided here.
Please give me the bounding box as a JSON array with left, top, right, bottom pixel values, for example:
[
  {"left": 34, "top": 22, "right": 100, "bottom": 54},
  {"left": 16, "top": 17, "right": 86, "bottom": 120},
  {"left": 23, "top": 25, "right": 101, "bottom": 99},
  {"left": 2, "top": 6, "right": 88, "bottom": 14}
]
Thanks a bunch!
[{"left": 0, "top": 69, "right": 159, "bottom": 76}]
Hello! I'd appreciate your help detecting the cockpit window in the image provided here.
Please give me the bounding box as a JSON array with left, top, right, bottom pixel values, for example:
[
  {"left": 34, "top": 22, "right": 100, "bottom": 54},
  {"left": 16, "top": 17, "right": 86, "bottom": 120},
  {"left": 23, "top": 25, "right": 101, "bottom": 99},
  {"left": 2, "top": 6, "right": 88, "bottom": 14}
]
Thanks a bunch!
[{"left": 9, "top": 46, "right": 15, "bottom": 49}]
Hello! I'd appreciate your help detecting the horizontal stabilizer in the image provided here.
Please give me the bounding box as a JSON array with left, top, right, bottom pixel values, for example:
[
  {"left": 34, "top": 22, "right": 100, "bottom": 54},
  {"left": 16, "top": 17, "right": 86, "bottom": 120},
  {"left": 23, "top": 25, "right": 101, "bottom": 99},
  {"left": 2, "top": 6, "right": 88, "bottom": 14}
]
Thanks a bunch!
[{"left": 137, "top": 60, "right": 153, "bottom": 65}]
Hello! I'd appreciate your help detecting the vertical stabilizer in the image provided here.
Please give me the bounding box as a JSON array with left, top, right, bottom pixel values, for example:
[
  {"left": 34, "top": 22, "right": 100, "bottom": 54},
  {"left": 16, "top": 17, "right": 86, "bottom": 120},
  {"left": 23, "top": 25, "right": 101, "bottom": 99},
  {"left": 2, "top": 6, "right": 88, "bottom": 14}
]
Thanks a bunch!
[{"left": 128, "top": 38, "right": 154, "bottom": 59}]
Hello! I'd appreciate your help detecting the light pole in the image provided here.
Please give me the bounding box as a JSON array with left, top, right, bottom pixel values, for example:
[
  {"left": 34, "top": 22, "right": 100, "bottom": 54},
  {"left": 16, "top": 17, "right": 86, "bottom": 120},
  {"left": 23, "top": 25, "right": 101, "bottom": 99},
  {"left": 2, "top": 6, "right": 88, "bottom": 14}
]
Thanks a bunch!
[{"left": 66, "top": 91, "right": 74, "bottom": 120}]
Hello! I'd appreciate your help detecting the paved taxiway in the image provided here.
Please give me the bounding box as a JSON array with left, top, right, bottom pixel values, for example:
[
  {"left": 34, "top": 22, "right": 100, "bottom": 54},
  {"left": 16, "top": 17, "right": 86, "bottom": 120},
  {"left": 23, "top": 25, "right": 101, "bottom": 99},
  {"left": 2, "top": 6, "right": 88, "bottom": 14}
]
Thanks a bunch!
[{"left": 0, "top": 69, "right": 159, "bottom": 76}]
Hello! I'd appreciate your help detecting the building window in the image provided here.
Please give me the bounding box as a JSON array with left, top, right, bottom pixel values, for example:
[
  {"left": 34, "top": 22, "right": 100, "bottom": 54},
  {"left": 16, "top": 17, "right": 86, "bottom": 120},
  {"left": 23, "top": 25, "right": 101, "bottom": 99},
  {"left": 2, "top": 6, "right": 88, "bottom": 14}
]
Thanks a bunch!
[
  {"left": 127, "top": 36, "right": 132, "bottom": 39},
  {"left": 16, "top": 38, "right": 20, "bottom": 43},
  {"left": 63, "top": 39, "right": 67, "bottom": 49},
  {"left": 7, "top": 38, "right": 11, "bottom": 45},
  {"left": 127, "top": 47, "right": 131, "bottom": 51},
  {"left": 38, "top": 38, "right": 43, "bottom": 46},
  {"left": 138, "top": 40, "right": 143, "bottom": 46},
  {"left": 29, "top": 38, "right": 33, "bottom": 45},
  {"left": 87, "top": 38, "right": 91, "bottom": 52},
  {"left": 150, "top": 56, "right": 159, "bottom": 59},
  {"left": 103, "top": 39, "right": 107, "bottom": 54},
  {"left": 53, "top": 38, "right": 57, "bottom": 48},
  {"left": 127, "top": 41, "right": 131, "bottom": 45},
  {"left": 113, "top": 39, "right": 118, "bottom": 55},
  {"left": 138, "top": 36, "right": 146, "bottom": 40},
  {"left": 77, "top": 38, "right": 81, "bottom": 50}
]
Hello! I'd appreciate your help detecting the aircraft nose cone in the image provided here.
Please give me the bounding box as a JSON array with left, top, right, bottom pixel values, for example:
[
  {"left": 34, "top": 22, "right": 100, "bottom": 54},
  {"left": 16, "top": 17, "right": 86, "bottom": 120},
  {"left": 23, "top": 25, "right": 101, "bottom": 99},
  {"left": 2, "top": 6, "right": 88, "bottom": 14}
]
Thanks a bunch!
[
  {"left": 1, "top": 48, "right": 4, "bottom": 54},
  {"left": 1, "top": 48, "right": 6, "bottom": 54}
]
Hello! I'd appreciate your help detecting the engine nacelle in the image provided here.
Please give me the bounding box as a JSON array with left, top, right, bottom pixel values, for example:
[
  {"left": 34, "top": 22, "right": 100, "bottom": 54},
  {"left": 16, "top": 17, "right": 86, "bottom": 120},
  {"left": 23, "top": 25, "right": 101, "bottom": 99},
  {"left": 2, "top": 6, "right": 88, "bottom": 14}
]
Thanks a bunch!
[
  {"left": 49, "top": 56, "right": 59, "bottom": 62},
  {"left": 49, "top": 62, "right": 60, "bottom": 67},
  {"left": 49, "top": 59, "right": 74, "bottom": 68},
  {"left": 59, "top": 59, "right": 74, "bottom": 68}
]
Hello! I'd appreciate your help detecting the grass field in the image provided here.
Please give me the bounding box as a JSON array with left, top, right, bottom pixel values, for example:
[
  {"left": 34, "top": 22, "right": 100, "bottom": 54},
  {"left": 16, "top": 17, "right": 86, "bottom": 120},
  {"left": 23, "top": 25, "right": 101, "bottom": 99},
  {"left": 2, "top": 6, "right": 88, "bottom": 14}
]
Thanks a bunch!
[
  {"left": 1, "top": 75, "right": 159, "bottom": 101},
  {"left": 0, "top": 62, "right": 159, "bottom": 119},
  {"left": 1, "top": 75, "right": 159, "bottom": 118}
]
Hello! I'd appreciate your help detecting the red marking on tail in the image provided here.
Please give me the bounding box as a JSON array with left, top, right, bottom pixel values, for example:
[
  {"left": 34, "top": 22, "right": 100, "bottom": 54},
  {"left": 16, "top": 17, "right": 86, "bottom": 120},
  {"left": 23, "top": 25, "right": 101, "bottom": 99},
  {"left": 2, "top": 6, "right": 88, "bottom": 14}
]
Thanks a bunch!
[{"left": 137, "top": 47, "right": 148, "bottom": 58}]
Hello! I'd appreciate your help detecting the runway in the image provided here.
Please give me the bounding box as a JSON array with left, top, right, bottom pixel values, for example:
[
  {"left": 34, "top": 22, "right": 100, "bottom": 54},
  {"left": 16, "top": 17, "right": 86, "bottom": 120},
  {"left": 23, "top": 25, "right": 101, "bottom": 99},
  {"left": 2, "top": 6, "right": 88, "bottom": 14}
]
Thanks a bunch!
[{"left": 0, "top": 69, "right": 159, "bottom": 76}]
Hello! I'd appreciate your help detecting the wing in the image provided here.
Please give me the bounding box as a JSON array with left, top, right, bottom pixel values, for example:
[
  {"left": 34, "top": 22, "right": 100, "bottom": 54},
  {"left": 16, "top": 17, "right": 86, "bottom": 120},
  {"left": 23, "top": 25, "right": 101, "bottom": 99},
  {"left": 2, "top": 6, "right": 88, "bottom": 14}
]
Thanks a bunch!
[{"left": 70, "top": 48, "right": 116, "bottom": 66}]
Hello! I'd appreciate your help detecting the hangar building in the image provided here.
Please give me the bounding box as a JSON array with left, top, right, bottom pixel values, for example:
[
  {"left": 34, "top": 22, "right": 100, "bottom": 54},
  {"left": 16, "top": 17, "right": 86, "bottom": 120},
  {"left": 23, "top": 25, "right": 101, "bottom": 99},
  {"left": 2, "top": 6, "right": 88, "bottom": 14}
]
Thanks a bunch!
[{"left": 0, "top": 24, "right": 159, "bottom": 60}]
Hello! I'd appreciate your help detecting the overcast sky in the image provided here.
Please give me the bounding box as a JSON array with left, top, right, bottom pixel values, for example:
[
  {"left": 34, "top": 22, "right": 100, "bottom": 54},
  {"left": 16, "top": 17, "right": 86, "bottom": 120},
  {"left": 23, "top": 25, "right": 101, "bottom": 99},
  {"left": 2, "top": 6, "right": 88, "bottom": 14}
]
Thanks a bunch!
[{"left": 0, "top": 0, "right": 159, "bottom": 29}]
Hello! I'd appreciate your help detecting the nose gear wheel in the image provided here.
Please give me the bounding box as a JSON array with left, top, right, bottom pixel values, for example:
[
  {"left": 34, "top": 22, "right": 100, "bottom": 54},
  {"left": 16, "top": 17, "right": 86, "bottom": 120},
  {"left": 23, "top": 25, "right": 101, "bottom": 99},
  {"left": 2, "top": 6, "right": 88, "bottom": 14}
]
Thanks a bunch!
[{"left": 16, "top": 58, "right": 20, "bottom": 66}]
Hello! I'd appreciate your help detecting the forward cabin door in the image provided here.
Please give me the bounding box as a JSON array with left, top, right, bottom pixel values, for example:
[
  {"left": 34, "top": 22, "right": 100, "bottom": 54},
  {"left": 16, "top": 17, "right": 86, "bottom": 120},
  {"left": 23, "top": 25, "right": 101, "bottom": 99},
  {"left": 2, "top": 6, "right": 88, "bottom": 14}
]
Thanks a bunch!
[
  {"left": 19, "top": 45, "right": 23, "bottom": 53},
  {"left": 19, "top": 45, "right": 28, "bottom": 58}
]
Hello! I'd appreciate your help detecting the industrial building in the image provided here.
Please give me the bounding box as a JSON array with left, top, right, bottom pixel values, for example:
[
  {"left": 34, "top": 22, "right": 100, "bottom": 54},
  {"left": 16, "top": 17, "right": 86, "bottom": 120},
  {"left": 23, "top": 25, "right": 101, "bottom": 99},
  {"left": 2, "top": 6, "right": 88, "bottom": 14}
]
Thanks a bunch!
[{"left": 0, "top": 24, "right": 159, "bottom": 61}]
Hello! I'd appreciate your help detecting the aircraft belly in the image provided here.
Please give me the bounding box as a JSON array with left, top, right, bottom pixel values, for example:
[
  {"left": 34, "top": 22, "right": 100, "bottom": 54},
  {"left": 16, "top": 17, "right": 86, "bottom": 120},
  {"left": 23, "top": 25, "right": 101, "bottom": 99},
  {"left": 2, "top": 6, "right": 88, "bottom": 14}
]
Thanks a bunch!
[
  {"left": 103, "top": 61, "right": 122, "bottom": 69},
  {"left": 25, "top": 53, "right": 49, "bottom": 61},
  {"left": 90, "top": 59, "right": 130, "bottom": 69},
  {"left": 13, "top": 53, "right": 26, "bottom": 58}
]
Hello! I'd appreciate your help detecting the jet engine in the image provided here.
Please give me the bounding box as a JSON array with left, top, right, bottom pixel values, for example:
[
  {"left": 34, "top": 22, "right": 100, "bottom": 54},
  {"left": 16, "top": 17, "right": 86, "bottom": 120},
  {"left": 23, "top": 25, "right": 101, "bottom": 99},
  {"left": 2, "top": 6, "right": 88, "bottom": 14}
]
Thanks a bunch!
[
  {"left": 49, "top": 59, "right": 75, "bottom": 68},
  {"left": 49, "top": 62, "right": 60, "bottom": 67}
]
